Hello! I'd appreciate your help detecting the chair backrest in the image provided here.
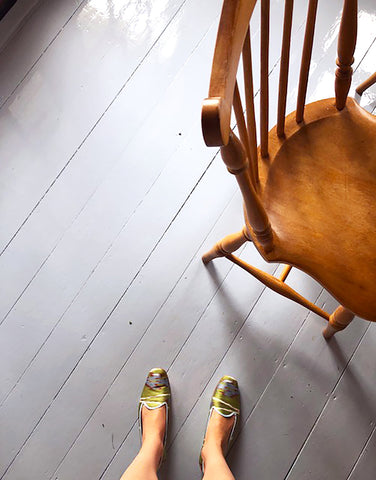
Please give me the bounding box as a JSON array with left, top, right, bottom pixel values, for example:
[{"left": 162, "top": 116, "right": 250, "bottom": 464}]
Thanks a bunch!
[{"left": 201, "top": 0, "right": 357, "bottom": 253}]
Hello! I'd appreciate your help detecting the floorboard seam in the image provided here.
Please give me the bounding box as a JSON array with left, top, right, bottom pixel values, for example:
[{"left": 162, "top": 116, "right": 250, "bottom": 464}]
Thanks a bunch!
[
  {"left": 98, "top": 418, "right": 139, "bottom": 480},
  {"left": 166, "top": 242, "right": 251, "bottom": 373},
  {"left": 283, "top": 321, "right": 372, "bottom": 480},
  {"left": 0, "top": 213, "right": 133, "bottom": 404},
  {"left": 234, "top": 287, "right": 324, "bottom": 437},
  {"left": 345, "top": 424, "right": 376, "bottom": 479},
  {"left": 0, "top": 182, "right": 97, "bottom": 327}
]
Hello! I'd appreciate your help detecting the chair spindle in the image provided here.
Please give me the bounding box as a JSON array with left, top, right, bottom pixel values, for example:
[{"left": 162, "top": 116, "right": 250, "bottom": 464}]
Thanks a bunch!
[
  {"left": 227, "top": 254, "right": 330, "bottom": 320},
  {"left": 260, "top": 0, "right": 270, "bottom": 157},
  {"left": 233, "top": 82, "right": 254, "bottom": 185},
  {"left": 296, "top": 0, "right": 318, "bottom": 123},
  {"left": 277, "top": 0, "right": 294, "bottom": 137},
  {"left": 279, "top": 264, "right": 292, "bottom": 282},
  {"left": 242, "top": 27, "right": 259, "bottom": 184},
  {"left": 335, "top": 0, "right": 357, "bottom": 110}
]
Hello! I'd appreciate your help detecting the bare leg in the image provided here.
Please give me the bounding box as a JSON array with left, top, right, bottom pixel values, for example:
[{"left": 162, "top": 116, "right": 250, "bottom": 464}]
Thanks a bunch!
[
  {"left": 322, "top": 305, "right": 355, "bottom": 340},
  {"left": 201, "top": 411, "right": 236, "bottom": 480},
  {"left": 120, "top": 406, "right": 165, "bottom": 480},
  {"left": 202, "top": 226, "right": 250, "bottom": 265}
]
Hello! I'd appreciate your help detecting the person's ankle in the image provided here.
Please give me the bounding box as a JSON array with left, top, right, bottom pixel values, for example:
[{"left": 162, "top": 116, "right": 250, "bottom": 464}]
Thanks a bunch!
[
  {"left": 139, "top": 436, "right": 164, "bottom": 470},
  {"left": 201, "top": 438, "right": 225, "bottom": 464},
  {"left": 142, "top": 435, "right": 164, "bottom": 454}
]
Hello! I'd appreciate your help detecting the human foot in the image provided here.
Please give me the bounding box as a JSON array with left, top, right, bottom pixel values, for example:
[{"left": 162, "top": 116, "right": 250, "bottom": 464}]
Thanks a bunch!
[
  {"left": 138, "top": 368, "right": 171, "bottom": 467},
  {"left": 200, "top": 376, "right": 240, "bottom": 471},
  {"left": 201, "top": 409, "right": 235, "bottom": 458}
]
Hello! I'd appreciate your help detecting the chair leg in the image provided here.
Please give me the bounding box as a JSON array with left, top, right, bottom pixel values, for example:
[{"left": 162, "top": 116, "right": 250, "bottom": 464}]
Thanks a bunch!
[
  {"left": 202, "top": 226, "right": 250, "bottom": 265},
  {"left": 322, "top": 305, "right": 355, "bottom": 340}
]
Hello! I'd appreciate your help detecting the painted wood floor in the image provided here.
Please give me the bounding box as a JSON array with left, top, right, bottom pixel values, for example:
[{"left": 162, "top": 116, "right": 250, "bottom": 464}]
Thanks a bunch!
[{"left": 0, "top": 1, "right": 375, "bottom": 479}]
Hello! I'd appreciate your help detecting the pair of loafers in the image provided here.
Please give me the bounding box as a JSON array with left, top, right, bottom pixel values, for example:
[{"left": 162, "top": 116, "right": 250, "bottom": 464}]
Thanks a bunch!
[{"left": 138, "top": 367, "right": 240, "bottom": 470}]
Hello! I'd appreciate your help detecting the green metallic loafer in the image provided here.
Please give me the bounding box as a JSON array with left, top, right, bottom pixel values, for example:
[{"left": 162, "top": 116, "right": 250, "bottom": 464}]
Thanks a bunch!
[
  {"left": 199, "top": 375, "right": 240, "bottom": 472},
  {"left": 138, "top": 368, "right": 171, "bottom": 466}
]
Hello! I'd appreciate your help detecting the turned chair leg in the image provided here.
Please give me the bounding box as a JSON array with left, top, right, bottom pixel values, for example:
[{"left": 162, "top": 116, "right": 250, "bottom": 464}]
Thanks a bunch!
[
  {"left": 322, "top": 305, "right": 355, "bottom": 340},
  {"left": 202, "top": 226, "right": 250, "bottom": 264}
]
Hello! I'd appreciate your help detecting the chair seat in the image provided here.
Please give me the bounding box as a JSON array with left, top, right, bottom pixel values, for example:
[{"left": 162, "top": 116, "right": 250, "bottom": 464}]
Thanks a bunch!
[{"left": 256, "top": 98, "right": 376, "bottom": 321}]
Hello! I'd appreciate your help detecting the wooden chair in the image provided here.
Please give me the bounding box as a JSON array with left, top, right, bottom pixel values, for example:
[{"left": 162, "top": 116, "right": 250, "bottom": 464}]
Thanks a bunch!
[{"left": 201, "top": 0, "right": 376, "bottom": 339}]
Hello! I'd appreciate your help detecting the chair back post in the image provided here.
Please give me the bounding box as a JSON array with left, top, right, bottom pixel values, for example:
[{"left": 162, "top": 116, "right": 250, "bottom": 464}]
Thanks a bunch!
[
  {"left": 220, "top": 133, "right": 274, "bottom": 253},
  {"left": 242, "top": 28, "right": 259, "bottom": 184},
  {"left": 277, "top": 0, "right": 294, "bottom": 137},
  {"left": 335, "top": 0, "right": 357, "bottom": 110}
]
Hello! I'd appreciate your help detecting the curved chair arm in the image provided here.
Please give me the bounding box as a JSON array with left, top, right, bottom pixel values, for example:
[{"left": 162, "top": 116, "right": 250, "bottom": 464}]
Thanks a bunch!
[{"left": 201, "top": 0, "right": 257, "bottom": 147}]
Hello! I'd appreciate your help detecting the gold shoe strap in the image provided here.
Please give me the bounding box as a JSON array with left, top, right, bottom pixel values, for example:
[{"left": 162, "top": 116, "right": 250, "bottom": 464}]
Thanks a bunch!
[
  {"left": 140, "top": 393, "right": 170, "bottom": 401},
  {"left": 212, "top": 396, "right": 240, "bottom": 414}
]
